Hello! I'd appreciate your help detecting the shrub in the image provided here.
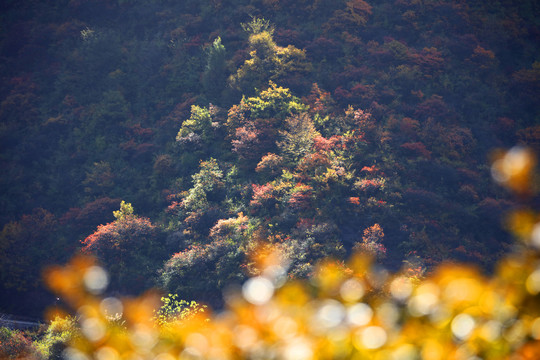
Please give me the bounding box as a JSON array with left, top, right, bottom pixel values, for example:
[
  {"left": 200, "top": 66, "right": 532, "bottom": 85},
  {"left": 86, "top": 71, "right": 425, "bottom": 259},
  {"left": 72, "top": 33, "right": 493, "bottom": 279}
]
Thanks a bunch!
[
  {"left": 255, "top": 153, "right": 284, "bottom": 177},
  {"left": 353, "top": 223, "right": 387, "bottom": 259},
  {"left": 0, "top": 327, "right": 37, "bottom": 359},
  {"left": 160, "top": 239, "right": 246, "bottom": 307},
  {"left": 154, "top": 294, "right": 207, "bottom": 328},
  {"left": 35, "top": 316, "right": 79, "bottom": 360}
]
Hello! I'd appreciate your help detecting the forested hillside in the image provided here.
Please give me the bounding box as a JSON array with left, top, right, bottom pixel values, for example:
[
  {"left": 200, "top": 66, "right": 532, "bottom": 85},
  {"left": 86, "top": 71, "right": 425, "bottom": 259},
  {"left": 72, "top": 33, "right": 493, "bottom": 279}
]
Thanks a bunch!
[{"left": 1, "top": 0, "right": 539, "bottom": 318}]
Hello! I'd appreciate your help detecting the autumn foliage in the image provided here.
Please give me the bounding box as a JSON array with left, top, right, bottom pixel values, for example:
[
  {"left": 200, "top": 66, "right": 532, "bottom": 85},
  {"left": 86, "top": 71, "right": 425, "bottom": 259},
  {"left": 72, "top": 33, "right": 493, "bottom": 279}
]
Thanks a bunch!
[
  {"left": 1, "top": 1, "right": 539, "bottom": 354},
  {"left": 81, "top": 202, "right": 165, "bottom": 293}
]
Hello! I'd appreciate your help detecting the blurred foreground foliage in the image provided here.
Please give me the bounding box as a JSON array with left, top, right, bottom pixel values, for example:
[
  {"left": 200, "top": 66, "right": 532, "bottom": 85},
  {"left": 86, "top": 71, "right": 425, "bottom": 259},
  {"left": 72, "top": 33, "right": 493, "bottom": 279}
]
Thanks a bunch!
[{"left": 1, "top": 147, "right": 537, "bottom": 359}]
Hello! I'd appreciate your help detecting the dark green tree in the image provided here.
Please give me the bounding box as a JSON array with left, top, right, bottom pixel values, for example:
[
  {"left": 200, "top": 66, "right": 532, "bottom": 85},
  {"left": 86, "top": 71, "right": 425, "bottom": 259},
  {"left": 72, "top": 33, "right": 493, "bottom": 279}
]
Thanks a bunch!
[{"left": 202, "top": 37, "right": 228, "bottom": 102}]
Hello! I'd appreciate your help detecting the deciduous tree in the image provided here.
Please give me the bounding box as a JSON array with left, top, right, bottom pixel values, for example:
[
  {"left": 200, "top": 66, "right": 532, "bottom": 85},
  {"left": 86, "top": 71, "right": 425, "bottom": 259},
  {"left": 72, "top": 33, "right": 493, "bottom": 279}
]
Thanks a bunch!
[{"left": 82, "top": 202, "right": 165, "bottom": 293}]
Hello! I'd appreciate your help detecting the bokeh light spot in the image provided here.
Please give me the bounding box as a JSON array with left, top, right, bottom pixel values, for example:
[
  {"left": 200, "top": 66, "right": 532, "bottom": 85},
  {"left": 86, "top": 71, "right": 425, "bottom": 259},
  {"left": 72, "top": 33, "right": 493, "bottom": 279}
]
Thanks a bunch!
[
  {"left": 480, "top": 320, "right": 502, "bottom": 342},
  {"left": 525, "top": 268, "right": 540, "bottom": 295},
  {"left": 491, "top": 158, "right": 508, "bottom": 183},
  {"left": 95, "top": 346, "right": 119, "bottom": 360},
  {"left": 233, "top": 325, "right": 258, "bottom": 349},
  {"left": 347, "top": 303, "right": 373, "bottom": 326},
  {"left": 243, "top": 276, "right": 274, "bottom": 305},
  {"left": 273, "top": 316, "right": 298, "bottom": 339},
  {"left": 284, "top": 338, "right": 313, "bottom": 360},
  {"left": 340, "top": 278, "right": 365, "bottom": 302},
  {"left": 390, "top": 276, "right": 413, "bottom": 301},
  {"left": 83, "top": 265, "right": 109, "bottom": 294},
  {"left": 408, "top": 293, "right": 438, "bottom": 317},
  {"left": 100, "top": 297, "right": 123, "bottom": 318},
  {"left": 532, "top": 223, "right": 540, "bottom": 248},
  {"left": 130, "top": 324, "right": 158, "bottom": 351},
  {"left": 491, "top": 146, "right": 536, "bottom": 193},
  {"left": 358, "top": 326, "right": 387, "bottom": 349},
  {"left": 264, "top": 264, "right": 288, "bottom": 287},
  {"left": 451, "top": 314, "right": 475, "bottom": 340},
  {"left": 254, "top": 303, "right": 280, "bottom": 323},
  {"left": 491, "top": 146, "right": 531, "bottom": 182},
  {"left": 316, "top": 299, "right": 346, "bottom": 329},
  {"left": 63, "top": 347, "right": 90, "bottom": 360},
  {"left": 81, "top": 317, "right": 106, "bottom": 342}
]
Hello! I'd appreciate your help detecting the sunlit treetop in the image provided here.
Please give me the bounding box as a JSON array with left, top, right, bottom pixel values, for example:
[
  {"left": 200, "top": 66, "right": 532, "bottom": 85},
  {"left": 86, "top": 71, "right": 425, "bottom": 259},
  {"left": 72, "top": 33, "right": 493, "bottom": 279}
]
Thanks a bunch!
[
  {"left": 112, "top": 200, "right": 134, "bottom": 221},
  {"left": 241, "top": 16, "right": 275, "bottom": 36}
]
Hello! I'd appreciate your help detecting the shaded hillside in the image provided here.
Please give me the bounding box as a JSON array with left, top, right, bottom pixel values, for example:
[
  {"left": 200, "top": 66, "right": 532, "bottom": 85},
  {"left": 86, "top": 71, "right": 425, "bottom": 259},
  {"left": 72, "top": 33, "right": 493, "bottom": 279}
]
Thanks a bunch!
[{"left": 1, "top": 0, "right": 539, "bottom": 315}]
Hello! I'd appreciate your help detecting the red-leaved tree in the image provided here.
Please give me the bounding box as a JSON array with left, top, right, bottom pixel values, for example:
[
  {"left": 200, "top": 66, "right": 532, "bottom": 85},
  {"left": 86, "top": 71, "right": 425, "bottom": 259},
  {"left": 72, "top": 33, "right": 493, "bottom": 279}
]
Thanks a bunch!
[{"left": 82, "top": 201, "right": 165, "bottom": 293}]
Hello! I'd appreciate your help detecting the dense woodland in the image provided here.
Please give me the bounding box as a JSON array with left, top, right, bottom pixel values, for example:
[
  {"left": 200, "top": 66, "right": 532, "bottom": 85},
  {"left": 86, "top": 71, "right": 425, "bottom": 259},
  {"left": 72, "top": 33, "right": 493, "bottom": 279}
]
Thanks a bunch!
[{"left": 1, "top": 0, "right": 539, "bottom": 322}]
